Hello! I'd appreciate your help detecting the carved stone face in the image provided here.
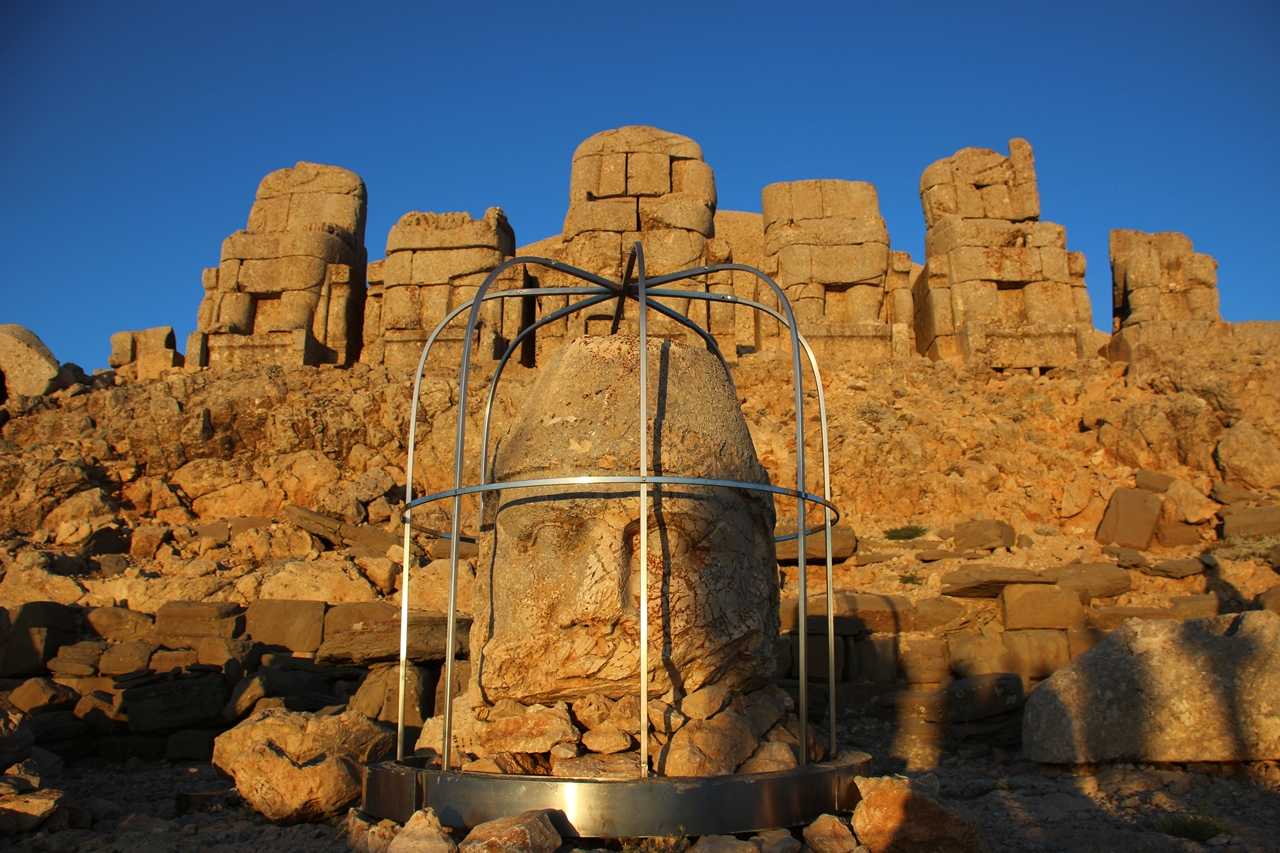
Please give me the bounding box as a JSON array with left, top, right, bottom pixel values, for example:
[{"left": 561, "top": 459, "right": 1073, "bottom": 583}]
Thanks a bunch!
[{"left": 471, "top": 335, "right": 778, "bottom": 706}]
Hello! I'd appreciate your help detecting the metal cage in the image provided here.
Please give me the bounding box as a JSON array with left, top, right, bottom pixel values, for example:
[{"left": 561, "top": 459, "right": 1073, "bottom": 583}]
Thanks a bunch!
[{"left": 362, "top": 243, "right": 867, "bottom": 836}]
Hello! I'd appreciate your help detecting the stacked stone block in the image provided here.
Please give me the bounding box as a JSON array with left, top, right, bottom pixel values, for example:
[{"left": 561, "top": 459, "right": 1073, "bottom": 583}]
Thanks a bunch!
[
  {"left": 914, "top": 140, "right": 1093, "bottom": 369},
  {"left": 108, "top": 327, "right": 184, "bottom": 382},
  {"left": 189, "top": 162, "right": 368, "bottom": 369},
  {"left": 362, "top": 209, "right": 515, "bottom": 369},
  {"left": 1110, "top": 230, "right": 1220, "bottom": 330},
  {"left": 532, "top": 126, "right": 736, "bottom": 359},
  {"left": 760, "top": 180, "right": 917, "bottom": 359}
]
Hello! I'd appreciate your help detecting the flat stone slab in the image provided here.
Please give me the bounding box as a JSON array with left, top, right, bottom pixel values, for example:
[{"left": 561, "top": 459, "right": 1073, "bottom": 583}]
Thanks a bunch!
[
  {"left": 940, "top": 566, "right": 1051, "bottom": 598},
  {"left": 315, "top": 611, "right": 469, "bottom": 666}
]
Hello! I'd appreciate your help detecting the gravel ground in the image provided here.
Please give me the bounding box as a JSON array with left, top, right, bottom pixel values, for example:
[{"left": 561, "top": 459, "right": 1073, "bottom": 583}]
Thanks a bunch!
[{"left": 6, "top": 723, "right": 1280, "bottom": 853}]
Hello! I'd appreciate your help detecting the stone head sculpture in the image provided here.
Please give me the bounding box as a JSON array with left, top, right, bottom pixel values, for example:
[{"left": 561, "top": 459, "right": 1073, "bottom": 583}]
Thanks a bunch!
[{"left": 471, "top": 334, "right": 778, "bottom": 707}]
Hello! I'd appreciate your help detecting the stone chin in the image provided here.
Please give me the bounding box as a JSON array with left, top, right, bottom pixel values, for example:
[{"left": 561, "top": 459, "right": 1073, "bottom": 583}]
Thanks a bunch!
[{"left": 471, "top": 335, "right": 778, "bottom": 707}]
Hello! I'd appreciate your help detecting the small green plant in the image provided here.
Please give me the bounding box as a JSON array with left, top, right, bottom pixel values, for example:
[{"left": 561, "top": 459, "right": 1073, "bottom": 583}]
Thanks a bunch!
[
  {"left": 885, "top": 524, "right": 927, "bottom": 541},
  {"left": 1149, "top": 812, "right": 1227, "bottom": 842}
]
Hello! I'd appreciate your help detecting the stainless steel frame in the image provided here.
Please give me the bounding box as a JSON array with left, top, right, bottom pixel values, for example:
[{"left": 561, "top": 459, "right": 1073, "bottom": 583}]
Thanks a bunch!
[
  {"left": 365, "top": 750, "right": 873, "bottom": 836},
  {"left": 372, "top": 244, "right": 847, "bottom": 833}
]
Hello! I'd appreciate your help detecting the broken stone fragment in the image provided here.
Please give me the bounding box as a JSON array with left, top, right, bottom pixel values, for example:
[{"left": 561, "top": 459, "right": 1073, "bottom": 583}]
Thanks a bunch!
[
  {"left": 0, "top": 325, "right": 61, "bottom": 397},
  {"left": 580, "top": 722, "right": 631, "bottom": 754},
  {"left": 477, "top": 705, "right": 579, "bottom": 755},
  {"left": 388, "top": 807, "right": 458, "bottom": 853},
  {"left": 657, "top": 706, "right": 758, "bottom": 776},
  {"left": 852, "top": 775, "right": 987, "bottom": 853},
  {"left": 458, "top": 809, "right": 561, "bottom": 853},
  {"left": 802, "top": 814, "right": 858, "bottom": 853}
]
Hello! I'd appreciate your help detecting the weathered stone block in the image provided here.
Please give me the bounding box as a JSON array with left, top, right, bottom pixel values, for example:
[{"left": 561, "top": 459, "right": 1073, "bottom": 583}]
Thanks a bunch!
[
  {"left": 626, "top": 151, "right": 670, "bottom": 196},
  {"left": 1001, "top": 584, "right": 1084, "bottom": 630},
  {"left": 246, "top": 600, "right": 326, "bottom": 653},
  {"left": 1095, "top": 488, "right": 1163, "bottom": 550},
  {"left": 1223, "top": 506, "right": 1280, "bottom": 539},
  {"left": 153, "top": 601, "right": 244, "bottom": 640},
  {"left": 563, "top": 198, "right": 638, "bottom": 237},
  {"left": 238, "top": 256, "right": 328, "bottom": 293},
  {"left": 1025, "top": 611, "right": 1280, "bottom": 763},
  {"left": 638, "top": 194, "right": 713, "bottom": 235},
  {"left": 948, "top": 246, "right": 1042, "bottom": 284},
  {"left": 1002, "top": 629, "right": 1069, "bottom": 679}
]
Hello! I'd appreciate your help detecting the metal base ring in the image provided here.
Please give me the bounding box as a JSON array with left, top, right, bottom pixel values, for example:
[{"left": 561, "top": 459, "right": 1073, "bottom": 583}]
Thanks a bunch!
[{"left": 362, "top": 750, "right": 873, "bottom": 837}]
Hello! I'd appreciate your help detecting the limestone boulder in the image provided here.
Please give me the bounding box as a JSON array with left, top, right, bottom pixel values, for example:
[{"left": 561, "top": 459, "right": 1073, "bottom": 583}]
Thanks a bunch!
[
  {"left": 458, "top": 809, "right": 560, "bottom": 853},
  {"left": 657, "top": 705, "right": 757, "bottom": 776},
  {"left": 215, "top": 709, "right": 394, "bottom": 823},
  {"left": 1023, "top": 611, "right": 1280, "bottom": 763},
  {"left": 1161, "top": 479, "right": 1220, "bottom": 525},
  {"left": 231, "top": 738, "right": 361, "bottom": 823},
  {"left": 475, "top": 335, "right": 777, "bottom": 704},
  {"left": 388, "top": 807, "right": 457, "bottom": 853},
  {"left": 259, "top": 559, "right": 378, "bottom": 604},
  {"left": 347, "top": 809, "right": 402, "bottom": 853},
  {"left": 951, "top": 520, "right": 1016, "bottom": 551},
  {"left": 477, "top": 705, "right": 579, "bottom": 755},
  {"left": 1216, "top": 420, "right": 1280, "bottom": 491},
  {"left": 0, "top": 325, "right": 61, "bottom": 397},
  {"left": 802, "top": 814, "right": 858, "bottom": 853},
  {"left": 0, "top": 709, "right": 34, "bottom": 767},
  {"left": 851, "top": 775, "right": 988, "bottom": 853},
  {"left": 213, "top": 707, "right": 393, "bottom": 776}
]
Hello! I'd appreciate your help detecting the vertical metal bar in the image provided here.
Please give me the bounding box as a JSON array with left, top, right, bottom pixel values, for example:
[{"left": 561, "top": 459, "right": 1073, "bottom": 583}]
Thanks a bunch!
[
  {"left": 801, "top": 341, "right": 838, "bottom": 758},
  {"left": 635, "top": 242, "right": 650, "bottom": 778},
  {"left": 395, "top": 332, "right": 438, "bottom": 761}
]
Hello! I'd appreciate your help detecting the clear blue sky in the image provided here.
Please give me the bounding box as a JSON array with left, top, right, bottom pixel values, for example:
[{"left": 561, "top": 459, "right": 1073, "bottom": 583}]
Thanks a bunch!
[{"left": 2, "top": 1, "right": 1276, "bottom": 371}]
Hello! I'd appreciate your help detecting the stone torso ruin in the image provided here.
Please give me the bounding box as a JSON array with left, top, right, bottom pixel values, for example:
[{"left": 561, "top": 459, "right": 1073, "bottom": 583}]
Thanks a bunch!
[{"left": 169, "top": 126, "right": 1222, "bottom": 378}]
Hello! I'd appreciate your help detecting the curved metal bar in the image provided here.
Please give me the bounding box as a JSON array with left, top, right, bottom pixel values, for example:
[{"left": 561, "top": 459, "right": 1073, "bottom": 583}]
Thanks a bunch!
[
  {"left": 404, "top": 474, "right": 839, "bottom": 519},
  {"left": 477, "top": 283, "right": 734, "bottom": 496}
]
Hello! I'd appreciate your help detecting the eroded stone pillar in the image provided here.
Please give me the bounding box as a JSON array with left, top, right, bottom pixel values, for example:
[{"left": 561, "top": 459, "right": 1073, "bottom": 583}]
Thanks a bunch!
[
  {"left": 759, "top": 180, "right": 917, "bottom": 360},
  {"left": 363, "top": 209, "right": 515, "bottom": 370},
  {"left": 915, "top": 140, "right": 1093, "bottom": 369},
  {"left": 189, "top": 162, "right": 368, "bottom": 369}
]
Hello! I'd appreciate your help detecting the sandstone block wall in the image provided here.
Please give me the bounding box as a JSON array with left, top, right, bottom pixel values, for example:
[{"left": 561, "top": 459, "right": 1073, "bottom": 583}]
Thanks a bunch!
[
  {"left": 1110, "top": 230, "right": 1220, "bottom": 330},
  {"left": 362, "top": 209, "right": 515, "bottom": 370},
  {"left": 526, "top": 126, "right": 738, "bottom": 360},
  {"left": 1106, "top": 230, "right": 1226, "bottom": 363},
  {"left": 108, "top": 327, "right": 184, "bottom": 382},
  {"left": 190, "top": 162, "right": 368, "bottom": 370},
  {"left": 759, "top": 180, "right": 918, "bottom": 360},
  {"left": 914, "top": 140, "right": 1093, "bottom": 369}
]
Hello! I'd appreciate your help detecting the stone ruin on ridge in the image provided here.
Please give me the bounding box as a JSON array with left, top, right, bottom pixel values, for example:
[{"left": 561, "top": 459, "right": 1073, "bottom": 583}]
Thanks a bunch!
[
  {"left": 187, "top": 162, "right": 368, "bottom": 370},
  {"left": 1107, "top": 228, "right": 1225, "bottom": 361},
  {"left": 364, "top": 208, "right": 516, "bottom": 369},
  {"left": 913, "top": 139, "right": 1095, "bottom": 369},
  {"left": 132, "top": 125, "right": 1241, "bottom": 384}
]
